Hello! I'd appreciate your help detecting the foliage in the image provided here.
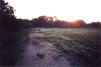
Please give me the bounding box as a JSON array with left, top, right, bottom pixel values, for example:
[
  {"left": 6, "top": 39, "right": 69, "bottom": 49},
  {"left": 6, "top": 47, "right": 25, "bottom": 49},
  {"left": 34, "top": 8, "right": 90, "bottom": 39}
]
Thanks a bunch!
[
  {"left": 19, "top": 15, "right": 101, "bottom": 28},
  {"left": 0, "top": 0, "right": 18, "bottom": 33},
  {"left": 0, "top": 0, "right": 23, "bottom": 66}
]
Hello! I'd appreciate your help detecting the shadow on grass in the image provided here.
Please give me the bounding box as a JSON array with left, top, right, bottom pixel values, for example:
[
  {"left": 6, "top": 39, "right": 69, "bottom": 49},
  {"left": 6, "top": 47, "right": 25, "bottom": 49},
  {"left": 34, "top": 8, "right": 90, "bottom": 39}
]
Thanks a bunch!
[{"left": 0, "top": 28, "right": 31, "bottom": 66}]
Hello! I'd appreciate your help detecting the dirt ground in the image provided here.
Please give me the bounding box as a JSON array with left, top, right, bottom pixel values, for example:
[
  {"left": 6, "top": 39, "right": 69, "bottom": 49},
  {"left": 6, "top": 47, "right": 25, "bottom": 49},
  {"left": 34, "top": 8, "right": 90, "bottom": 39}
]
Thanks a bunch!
[{"left": 16, "top": 29, "right": 72, "bottom": 67}]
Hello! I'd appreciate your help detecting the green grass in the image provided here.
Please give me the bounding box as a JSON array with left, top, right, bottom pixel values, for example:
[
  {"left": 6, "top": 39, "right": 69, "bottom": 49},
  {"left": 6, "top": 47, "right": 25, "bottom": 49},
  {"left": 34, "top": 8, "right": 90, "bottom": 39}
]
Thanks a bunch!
[
  {"left": 20, "top": 28, "right": 100, "bottom": 67},
  {"left": 40, "top": 28, "right": 101, "bottom": 67}
]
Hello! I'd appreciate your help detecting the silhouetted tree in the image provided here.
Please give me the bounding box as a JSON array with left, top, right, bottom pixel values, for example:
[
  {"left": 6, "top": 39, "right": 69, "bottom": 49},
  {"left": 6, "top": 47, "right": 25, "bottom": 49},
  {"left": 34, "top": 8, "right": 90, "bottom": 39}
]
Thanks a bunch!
[
  {"left": 31, "top": 16, "right": 70, "bottom": 28},
  {"left": 90, "top": 22, "right": 101, "bottom": 28},
  {"left": 68, "top": 20, "right": 86, "bottom": 27},
  {"left": 75, "top": 20, "right": 86, "bottom": 27},
  {"left": 0, "top": 0, "right": 19, "bottom": 66},
  {"left": 17, "top": 19, "right": 32, "bottom": 29},
  {"left": 30, "top": 15, "right": 101, "bottom": 28},
  {"left": 0, "top": 0, "right": 18, "bottom": 34}
]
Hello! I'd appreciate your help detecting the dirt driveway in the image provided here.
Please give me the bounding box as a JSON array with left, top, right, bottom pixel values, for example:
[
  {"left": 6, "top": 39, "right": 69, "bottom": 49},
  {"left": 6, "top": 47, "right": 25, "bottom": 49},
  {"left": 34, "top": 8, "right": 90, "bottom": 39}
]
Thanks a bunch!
[{"left": 16, "top": 29, "right": 72, "bottom": 67}]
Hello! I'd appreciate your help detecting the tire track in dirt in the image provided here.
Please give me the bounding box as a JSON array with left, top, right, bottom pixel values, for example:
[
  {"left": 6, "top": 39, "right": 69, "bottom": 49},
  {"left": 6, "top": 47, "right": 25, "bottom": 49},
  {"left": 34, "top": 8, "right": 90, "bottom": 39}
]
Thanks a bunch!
[{"left": 16, "top": 29, "right": 72, "bottom": 67}]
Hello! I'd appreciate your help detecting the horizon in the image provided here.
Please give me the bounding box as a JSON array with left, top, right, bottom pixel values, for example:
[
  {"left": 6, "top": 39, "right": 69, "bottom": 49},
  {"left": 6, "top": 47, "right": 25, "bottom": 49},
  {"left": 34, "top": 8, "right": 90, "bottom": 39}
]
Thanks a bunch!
[{"left": 5, "top": 0, "right": 101, "bottom": 23}]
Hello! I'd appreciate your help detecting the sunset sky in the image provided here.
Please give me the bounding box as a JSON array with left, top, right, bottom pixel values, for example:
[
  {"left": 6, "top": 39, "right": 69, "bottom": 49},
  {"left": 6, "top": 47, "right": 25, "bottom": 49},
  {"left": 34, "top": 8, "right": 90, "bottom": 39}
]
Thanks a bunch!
[{"left": 5, "top": 0, "right": 101, "bottom": 23}]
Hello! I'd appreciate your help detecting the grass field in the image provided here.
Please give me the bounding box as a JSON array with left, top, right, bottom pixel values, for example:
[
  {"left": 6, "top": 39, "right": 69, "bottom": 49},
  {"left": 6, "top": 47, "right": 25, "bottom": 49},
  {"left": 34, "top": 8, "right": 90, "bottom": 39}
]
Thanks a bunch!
[
  {"left": 33, "top": 28, "right": 101, "bottom": 67},
  {"left": 5, "top": 28, "right": 100, "bottom": 67}
]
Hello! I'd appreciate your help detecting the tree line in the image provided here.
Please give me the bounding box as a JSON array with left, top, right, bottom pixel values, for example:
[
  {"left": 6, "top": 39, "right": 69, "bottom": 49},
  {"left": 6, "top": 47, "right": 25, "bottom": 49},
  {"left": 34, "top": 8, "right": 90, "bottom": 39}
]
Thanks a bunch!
[
  {"left": 1, "top": 0, "right": 101, "bottom": 32},
  {"left": 0, "top": 0, "right": 101, "bottom": 31},
  {"left": 17, "top": 16, "right": 101, "bottom": 29}
]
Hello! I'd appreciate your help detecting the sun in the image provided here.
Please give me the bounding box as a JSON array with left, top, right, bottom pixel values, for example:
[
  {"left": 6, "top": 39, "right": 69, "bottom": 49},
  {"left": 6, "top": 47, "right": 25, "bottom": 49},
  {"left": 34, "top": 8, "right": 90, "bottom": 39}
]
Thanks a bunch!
[{"left": 68, "top": 19, "right": 77, "bottom": 22}]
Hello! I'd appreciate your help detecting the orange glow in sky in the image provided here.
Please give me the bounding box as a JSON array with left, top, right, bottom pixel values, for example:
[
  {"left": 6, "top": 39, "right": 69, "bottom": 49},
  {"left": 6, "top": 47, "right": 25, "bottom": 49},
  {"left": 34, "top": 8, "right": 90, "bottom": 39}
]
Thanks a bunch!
[{"left": 5, "top": 0, "right": 101, "bottom": 23}]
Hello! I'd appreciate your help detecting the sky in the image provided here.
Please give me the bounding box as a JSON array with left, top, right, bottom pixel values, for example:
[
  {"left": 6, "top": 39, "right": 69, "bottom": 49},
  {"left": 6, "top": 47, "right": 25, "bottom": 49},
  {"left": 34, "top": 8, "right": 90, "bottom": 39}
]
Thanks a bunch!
[{"left": 5, "top": 0, "right": 101, "bottom": 23}]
